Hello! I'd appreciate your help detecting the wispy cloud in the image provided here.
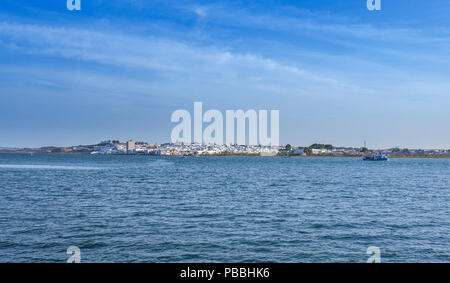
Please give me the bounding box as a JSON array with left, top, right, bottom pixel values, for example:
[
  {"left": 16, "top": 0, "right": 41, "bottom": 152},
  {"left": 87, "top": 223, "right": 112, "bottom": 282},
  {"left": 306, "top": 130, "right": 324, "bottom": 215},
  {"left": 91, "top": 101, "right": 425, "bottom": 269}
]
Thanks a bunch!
[
  {"left": 193, "top": 6, "right": 208, "bottom": 18},
  {"left": 0, "top": 21, "right": 348, "bottom": 94}
]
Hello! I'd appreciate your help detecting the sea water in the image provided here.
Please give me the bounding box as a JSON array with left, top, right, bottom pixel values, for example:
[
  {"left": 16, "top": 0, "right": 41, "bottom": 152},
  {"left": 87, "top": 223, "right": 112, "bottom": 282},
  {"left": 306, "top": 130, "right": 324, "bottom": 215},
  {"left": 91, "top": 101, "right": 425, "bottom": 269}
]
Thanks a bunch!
[{"left": 0, "top": 154, "right": 448, "bottom": 262}]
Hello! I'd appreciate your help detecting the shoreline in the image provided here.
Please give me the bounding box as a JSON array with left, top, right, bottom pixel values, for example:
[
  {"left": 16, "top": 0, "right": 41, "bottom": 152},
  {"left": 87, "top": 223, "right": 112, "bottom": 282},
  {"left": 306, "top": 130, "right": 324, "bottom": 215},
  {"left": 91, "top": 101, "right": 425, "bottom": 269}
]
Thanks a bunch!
[{"left": 1, "top": 152, "right": 450, "bottom": 158}]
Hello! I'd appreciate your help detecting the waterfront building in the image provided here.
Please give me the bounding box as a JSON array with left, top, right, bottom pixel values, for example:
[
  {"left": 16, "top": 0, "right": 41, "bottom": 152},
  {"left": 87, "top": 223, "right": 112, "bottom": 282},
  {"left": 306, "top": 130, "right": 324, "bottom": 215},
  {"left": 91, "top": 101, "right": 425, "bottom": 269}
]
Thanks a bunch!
[{"left": 127, "top": 140, "right": 135, "bottom": 154}]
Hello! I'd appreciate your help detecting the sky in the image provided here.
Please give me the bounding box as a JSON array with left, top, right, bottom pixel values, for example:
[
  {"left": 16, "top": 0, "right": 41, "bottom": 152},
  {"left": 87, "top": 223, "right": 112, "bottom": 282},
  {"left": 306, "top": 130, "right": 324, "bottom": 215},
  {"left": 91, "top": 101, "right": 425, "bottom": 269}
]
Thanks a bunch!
[{"left": 0, "top": 0, "right": 450, "bottom": 149}]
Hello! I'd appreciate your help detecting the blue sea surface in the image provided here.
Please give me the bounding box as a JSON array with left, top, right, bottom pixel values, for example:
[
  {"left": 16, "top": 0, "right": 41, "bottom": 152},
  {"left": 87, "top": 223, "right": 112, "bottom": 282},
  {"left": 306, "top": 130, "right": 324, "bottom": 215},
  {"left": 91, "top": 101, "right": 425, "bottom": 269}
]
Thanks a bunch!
[{"left": 0, "top": 154, "right": 449, "bottom": 262}]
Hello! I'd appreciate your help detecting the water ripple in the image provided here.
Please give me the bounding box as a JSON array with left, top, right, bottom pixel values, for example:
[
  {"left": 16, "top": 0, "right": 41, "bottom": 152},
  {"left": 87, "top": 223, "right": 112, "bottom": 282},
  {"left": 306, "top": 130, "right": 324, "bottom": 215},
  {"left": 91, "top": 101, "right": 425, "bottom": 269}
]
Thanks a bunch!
[{"left": 0, "top": 154, "right": 449, "bottom": 262}]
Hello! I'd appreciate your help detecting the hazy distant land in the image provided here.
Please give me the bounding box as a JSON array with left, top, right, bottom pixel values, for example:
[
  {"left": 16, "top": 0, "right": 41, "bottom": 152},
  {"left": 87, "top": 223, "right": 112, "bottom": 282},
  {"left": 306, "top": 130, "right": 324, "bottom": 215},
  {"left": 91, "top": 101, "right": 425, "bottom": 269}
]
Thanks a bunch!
[{"left": 1, "top": 141, "right": 449, "bottom": 158}]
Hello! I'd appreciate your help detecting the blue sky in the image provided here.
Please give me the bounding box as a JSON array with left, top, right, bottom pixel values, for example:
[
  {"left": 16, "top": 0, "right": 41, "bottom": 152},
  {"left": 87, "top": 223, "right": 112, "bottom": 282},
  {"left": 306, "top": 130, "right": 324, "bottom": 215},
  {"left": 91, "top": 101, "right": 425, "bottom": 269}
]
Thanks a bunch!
[{"left": 1, "top": 0, "right": 450, "bottom": 148}]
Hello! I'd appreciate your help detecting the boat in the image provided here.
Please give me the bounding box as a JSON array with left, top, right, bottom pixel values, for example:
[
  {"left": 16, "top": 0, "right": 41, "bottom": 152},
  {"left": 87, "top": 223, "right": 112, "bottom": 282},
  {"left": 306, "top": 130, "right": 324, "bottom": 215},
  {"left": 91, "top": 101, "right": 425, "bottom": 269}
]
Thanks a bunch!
[{"left": 363, "top": 153, "right": 389, "bottom": 161}]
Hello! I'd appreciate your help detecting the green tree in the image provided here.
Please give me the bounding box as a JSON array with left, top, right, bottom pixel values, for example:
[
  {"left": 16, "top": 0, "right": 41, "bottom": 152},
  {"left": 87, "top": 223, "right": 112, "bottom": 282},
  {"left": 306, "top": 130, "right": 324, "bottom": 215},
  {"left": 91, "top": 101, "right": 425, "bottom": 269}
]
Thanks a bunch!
[{"left": 309, "top": 143, "right": 333, "bottom": 150}]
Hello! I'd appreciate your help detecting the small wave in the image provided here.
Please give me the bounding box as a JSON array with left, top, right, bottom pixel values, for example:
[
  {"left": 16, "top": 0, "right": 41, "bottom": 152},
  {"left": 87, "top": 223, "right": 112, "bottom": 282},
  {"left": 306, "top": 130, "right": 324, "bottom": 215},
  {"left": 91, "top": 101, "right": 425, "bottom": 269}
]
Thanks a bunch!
[
  {"left": 147, "top": 160, "right": 173, "bottom": 167},
  {"left": 0, "top": 164, "right": 103, "bottom": 170}
]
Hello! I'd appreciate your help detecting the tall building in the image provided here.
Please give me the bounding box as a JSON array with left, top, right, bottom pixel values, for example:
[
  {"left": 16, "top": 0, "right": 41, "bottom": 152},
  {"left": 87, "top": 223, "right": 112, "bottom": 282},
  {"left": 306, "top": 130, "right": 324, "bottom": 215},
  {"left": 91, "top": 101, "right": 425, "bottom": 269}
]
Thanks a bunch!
[{"left": 126, "top": 140, "right": 135, "bottom": 153}]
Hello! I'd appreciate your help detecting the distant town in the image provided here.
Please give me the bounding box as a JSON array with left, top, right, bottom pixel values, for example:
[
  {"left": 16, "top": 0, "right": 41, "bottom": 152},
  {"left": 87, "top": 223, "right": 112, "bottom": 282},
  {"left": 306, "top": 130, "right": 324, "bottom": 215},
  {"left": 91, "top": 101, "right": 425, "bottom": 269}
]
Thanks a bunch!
[{"left": 1, "top": 140, "right": 450, "bottom": 158}]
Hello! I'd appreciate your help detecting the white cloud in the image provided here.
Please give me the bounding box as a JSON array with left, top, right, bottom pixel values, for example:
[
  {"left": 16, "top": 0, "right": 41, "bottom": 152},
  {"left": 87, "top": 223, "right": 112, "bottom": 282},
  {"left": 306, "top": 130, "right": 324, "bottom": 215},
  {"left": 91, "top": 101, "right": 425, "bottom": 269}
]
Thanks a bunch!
[
  {"left": 193, "top": 6, "right": 208, "bottom": 18},
  {"left": 0, "top": 21, "right": 348, "bottom": 96}
]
